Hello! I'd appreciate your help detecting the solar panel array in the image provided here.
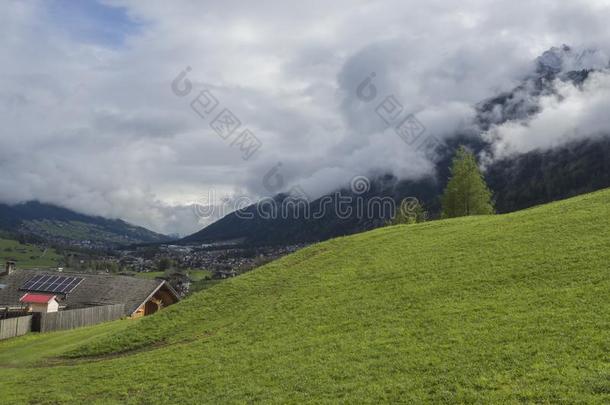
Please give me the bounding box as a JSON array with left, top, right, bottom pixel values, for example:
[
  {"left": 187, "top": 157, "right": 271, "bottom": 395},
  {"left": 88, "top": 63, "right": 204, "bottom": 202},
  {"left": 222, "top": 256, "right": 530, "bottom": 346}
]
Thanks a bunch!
[{"left": 21, "top": 275, "right": 84, "bottom": 294}]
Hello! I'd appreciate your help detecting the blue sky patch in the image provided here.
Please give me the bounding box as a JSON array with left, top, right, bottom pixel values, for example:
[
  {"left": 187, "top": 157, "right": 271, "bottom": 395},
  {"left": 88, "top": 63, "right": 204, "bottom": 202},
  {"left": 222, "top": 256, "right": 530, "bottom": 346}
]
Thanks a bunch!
[{"left": 45, "top": 0, "right": 142, "bottom": 47}]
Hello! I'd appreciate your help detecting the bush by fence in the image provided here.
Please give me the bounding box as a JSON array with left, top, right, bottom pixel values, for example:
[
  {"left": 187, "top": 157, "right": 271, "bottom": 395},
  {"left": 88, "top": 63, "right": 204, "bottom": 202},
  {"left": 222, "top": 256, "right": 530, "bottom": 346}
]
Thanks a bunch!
[
  {"left": 32, "top": 304, "right": 125, "bottom": 333},
  {"left": 0, "top": 315, "right": 32, "bottom": 340}
]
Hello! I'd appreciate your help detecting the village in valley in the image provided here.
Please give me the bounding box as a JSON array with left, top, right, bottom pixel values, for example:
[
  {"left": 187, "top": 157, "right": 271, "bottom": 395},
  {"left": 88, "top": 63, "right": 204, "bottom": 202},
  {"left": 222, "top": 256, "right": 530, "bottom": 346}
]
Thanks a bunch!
[
  {"left": 121, "top": 243, "right": 307, "bottom": 277},
  {"left": 0, "top": 237, "right": 308, "bottom": 340},
  {"left": 2, "top": 237, "right": 308, "bottom": 298}
]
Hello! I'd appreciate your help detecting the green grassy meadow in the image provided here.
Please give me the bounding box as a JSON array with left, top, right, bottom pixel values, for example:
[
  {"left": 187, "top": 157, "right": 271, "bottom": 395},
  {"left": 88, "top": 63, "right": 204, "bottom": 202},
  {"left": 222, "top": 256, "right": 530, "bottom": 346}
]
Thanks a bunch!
[
  {"left": 133, "top": 269, "right": 212, "bottom": 281},
  {"left": 0, "top": 238, "right": 61, "bottom": 269},
  {"left": 0, "top": 189, "right": 608, "bottom": 403},
  {"left": 0, "top": 320, "right": 130, "bottom": 367},
  {"left": 133, "top": 270, "right": 166, "bottom": 279}
]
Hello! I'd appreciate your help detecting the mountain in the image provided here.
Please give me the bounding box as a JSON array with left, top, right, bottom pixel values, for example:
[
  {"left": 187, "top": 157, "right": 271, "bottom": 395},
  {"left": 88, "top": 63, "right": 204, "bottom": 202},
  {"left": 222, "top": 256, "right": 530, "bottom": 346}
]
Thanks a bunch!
[
  {"left": 2, "top": 189, "right": 608, "bottom": 403},
  {"left": 0, "top": 236, "right": 62, "bottom": 268},
  {"left": 181, "top": 135, "right": 610, "bottom": 246},
  {"left": 0, "top": 201, "right": 170, "bottom": 248},
  {"left": 182, "top": 46, "right": 610, "bottom": 246},
  {"left": 486, "top": 136, "right": 610, "bottom": 212}
]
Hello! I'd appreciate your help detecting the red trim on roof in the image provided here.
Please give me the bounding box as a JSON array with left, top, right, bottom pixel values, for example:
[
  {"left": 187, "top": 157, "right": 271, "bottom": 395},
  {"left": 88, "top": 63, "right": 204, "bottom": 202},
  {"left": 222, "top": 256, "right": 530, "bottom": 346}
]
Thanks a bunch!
[{"left": 19, "top": 293, "right": 57, "bottom": 304}]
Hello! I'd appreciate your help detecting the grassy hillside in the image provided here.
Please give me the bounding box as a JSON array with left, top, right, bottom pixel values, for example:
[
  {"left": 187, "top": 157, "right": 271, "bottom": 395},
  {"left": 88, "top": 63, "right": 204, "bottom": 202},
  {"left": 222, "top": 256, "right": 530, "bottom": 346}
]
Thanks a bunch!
[
  {"left": 0, "top": 201, "right": 170, "bottom": 247},
  {"left": 22, "top": 219, "right": 164, "bottom": 245},
  {"left": 0, "top": 320, "right": 129, "bottom": 367},
  {"left": 0, "top": 238, "right": 62, "bottom": 268},
  {"left": 0, "top": 189, "right": 609, "bottom": 403}
]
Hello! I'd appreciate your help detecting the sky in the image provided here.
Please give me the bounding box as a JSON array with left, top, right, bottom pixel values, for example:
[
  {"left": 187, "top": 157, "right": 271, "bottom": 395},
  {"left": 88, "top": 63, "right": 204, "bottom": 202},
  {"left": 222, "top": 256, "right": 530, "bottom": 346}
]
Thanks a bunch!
[{"left": 1, "top": 0, "right": 610, "bottom": 235}]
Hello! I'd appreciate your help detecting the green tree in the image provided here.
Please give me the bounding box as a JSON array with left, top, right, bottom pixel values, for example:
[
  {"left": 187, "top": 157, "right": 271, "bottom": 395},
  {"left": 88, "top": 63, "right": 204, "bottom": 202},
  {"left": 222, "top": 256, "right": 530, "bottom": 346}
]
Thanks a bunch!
[
  {"left": 157, "top": 257, "right": 173, "bottom": 272},
  {"left": 441, "top": 146, "right": 495, "bottom": 218},
  {"left": 389, "top": 198, "right": 428, "bottom": 225}
]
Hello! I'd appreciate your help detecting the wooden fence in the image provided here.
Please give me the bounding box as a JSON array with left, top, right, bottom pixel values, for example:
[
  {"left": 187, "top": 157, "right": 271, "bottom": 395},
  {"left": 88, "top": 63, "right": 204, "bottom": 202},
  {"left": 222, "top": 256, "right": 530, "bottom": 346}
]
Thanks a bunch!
[
  {"left": 32, "top": 304, "right": 125, "bottom": 333},
  {"left": 0, "top": 315, "right": 32, "bottom": 340}
]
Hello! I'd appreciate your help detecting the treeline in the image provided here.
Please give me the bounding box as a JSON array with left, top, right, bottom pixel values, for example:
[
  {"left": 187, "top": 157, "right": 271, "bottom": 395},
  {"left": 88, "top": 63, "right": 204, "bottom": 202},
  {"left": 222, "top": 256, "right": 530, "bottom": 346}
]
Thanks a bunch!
[{"left": 390, "top": 146, "right": 495, "bottom": 225}]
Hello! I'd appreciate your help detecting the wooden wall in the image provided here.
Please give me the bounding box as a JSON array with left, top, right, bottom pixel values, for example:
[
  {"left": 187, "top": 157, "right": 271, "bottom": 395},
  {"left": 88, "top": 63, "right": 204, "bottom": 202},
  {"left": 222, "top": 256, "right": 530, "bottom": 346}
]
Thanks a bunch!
[
  {"left": 0, "top": 315, "right": 32, "bottom": 340},
  {"left": 32, "top": 304, "right": 125, "bottom": 333}
]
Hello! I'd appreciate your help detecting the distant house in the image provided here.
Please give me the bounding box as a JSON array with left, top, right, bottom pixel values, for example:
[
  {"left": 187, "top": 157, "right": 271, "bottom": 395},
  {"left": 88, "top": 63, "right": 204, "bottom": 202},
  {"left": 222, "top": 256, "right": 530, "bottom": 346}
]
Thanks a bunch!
[
  {"left": 19, "top": 293, "right": 59, "bottom": 313},
  {"left": 0, "top": 262, "right": 179, "bottom": 319}
]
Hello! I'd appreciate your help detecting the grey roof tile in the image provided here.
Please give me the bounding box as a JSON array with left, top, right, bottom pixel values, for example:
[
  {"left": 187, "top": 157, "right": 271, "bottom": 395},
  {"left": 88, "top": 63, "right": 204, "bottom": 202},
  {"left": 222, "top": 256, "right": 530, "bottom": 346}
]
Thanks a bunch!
[{"left": 0, "top": 270, "right": 178, "bottom": 315}]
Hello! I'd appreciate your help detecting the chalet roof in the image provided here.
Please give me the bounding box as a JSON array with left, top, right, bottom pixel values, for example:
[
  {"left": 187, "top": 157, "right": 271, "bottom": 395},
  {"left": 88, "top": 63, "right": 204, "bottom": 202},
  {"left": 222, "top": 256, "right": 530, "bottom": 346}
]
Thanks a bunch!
[
  {"left": 20, "top": 293, "right": 57, "bottom": 304},
  {"left": 0, "top": 270, "right": 179, "bottom": 316}
]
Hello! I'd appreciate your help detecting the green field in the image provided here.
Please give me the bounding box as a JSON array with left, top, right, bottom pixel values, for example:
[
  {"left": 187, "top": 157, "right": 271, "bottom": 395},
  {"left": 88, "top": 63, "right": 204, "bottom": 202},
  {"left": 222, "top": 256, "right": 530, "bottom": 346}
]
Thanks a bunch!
[
  {"left": 133, "top": 270, "right": 166, "bottom": 279},
  {"left": 0, "top": 189, "right": 608, "bottom": 403},
  {"left": 0, "top": 238, "right": 61, "bottom": 269},
  {"left": 22, "top": 219, "right": 164, "bottom": 245},
  {"left": 0, "top": 320, "right": 130, "bottom": 367},
  {"left": 133, "top": 269, "right": 212, "bottom": 281},
  {"left": 187, "top": 269, "right": 213, "bottom": 281}
]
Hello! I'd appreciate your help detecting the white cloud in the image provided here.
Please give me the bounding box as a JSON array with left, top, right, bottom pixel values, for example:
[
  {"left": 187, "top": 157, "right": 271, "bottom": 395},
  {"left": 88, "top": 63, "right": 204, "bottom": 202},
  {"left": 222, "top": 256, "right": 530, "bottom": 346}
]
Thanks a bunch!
[
  {"left": 1, "top": 0, "right": 610, "bottom": 235},
  {"left": 485, "top": 71, "right": 610, "bottom": 158}
]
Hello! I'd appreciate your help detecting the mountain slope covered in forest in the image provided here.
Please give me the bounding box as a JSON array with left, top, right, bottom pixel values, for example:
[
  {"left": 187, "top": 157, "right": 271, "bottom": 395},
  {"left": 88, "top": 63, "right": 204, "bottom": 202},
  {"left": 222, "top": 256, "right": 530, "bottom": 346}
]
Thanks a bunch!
[{"left": 0, "top": 201, "right": 170, "bottom": 247}]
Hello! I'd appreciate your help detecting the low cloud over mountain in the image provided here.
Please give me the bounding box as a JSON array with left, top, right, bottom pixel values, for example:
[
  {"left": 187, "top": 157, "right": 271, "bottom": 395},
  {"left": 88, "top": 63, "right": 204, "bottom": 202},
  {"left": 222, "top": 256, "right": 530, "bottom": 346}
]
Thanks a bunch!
[{"left": 2, "top": 1, "right": 610, "bottom": 235}]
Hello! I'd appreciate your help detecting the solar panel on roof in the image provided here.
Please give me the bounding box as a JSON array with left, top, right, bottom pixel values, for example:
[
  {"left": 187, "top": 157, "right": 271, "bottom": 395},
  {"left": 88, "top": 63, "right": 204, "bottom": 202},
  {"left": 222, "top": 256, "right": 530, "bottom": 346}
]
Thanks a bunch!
[{"left": 20, "top": 275, "right": 84, "bottom": 294}]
